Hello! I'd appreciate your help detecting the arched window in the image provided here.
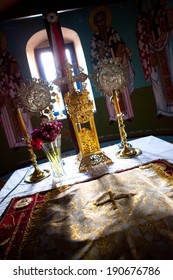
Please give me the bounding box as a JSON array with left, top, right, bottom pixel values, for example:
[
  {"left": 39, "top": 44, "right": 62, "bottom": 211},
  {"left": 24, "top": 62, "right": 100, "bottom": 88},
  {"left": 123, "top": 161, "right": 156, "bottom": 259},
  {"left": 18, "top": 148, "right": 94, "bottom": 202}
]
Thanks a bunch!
[{"left": 26, "top": 27, "right": 95, "bottom": 119}]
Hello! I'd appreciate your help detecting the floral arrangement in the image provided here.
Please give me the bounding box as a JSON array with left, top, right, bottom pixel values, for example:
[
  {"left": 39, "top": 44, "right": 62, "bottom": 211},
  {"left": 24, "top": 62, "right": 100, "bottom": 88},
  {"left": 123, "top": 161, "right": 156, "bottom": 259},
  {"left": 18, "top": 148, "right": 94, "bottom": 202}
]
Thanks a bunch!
[{"left": 31, "top": 120, "right": 63, "bottom": 150}]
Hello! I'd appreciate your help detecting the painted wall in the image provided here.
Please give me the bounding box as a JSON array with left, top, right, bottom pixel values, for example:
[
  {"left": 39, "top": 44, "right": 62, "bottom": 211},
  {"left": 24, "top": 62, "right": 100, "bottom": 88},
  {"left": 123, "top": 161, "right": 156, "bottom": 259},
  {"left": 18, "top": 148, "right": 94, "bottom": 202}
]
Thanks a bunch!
[{"left": 0, "top": 1, "right": 173, "bottom": 176}]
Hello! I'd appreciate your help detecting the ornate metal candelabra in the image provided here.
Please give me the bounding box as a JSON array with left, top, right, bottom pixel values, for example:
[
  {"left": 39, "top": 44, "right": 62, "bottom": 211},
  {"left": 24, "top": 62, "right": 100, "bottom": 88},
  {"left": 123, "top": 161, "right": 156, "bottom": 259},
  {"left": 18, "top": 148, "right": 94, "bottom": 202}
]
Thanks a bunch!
[
  {"left": 93, "top": 58, "right": 142, "bottom": 158},
  {"left": 17, "top": 78, "right": 54, "bottom": 182}
]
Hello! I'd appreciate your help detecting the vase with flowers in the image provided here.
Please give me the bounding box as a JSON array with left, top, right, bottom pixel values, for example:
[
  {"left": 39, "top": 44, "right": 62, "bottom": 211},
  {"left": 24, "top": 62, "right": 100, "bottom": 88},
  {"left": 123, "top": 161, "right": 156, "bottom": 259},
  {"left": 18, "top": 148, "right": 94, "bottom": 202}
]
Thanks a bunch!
[{"left": 31, "top": 120, "right": 65, "bottom": 182}]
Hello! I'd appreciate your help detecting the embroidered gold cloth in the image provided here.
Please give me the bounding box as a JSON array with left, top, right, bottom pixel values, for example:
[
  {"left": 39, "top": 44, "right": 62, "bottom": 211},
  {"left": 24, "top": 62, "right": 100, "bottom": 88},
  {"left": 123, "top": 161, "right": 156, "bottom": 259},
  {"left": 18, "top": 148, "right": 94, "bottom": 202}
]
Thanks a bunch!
[{"left": 21, "top": 162, "right": 173, "bottom": 259}]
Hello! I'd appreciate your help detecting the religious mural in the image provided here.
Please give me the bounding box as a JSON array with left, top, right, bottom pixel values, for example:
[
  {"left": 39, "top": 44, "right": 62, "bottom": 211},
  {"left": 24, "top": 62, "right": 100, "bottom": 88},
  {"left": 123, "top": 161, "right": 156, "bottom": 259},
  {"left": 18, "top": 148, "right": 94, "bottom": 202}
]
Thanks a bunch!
[
  {"left": 136, "top": 0, "right": 173, "bottom": 116},
  {"left": 0, "top": 31, "right": 32, "bottom": 148},
  {"left": 89, "top": 5, "right": 135, "bottom": 124}
]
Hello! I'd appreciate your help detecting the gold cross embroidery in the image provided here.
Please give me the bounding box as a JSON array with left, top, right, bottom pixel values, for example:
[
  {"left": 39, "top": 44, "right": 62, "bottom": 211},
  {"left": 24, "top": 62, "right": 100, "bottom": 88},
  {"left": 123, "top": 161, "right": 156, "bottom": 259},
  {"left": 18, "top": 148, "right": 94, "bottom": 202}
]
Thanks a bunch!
[{"left": 94, "top": 191, "right": 135, "bottom": 210}]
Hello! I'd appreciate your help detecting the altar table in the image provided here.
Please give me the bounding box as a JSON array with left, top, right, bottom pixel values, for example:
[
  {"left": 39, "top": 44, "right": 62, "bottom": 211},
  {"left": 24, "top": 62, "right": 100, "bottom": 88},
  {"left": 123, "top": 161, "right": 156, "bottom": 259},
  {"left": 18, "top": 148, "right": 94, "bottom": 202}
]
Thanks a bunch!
[
  {"left": 0, "top": 135, "right": 173, "bottom": 218},
  {"left": 1, "top": 136, "right": 173, "bottom": 260}
]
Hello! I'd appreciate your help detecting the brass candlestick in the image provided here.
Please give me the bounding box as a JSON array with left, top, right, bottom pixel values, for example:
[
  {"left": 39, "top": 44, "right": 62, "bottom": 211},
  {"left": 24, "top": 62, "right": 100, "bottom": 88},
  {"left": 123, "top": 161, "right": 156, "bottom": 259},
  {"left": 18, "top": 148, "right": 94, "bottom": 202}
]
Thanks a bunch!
[
  {"left": 16, "top": 79, "right": 54, "bottom": 182},
  {"left": 24, "top": 134, "right": 50, "bottom": 183},
  {"left": 112, "top": 90, "right": 141, "bottom": 158},
  {"left": 93, "top": 58, "right": 142, "bottom": 158},
  {"left": 17, "top": 108, "right": 50, "bottom": 182}
]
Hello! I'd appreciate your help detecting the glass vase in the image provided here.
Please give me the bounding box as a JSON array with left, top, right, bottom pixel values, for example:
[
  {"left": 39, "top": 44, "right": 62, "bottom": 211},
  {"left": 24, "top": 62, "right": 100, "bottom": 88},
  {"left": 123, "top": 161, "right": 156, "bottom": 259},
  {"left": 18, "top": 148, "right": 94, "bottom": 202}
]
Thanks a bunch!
[{"left": 42, "top": 134, "right": 65, "bottom": 182}]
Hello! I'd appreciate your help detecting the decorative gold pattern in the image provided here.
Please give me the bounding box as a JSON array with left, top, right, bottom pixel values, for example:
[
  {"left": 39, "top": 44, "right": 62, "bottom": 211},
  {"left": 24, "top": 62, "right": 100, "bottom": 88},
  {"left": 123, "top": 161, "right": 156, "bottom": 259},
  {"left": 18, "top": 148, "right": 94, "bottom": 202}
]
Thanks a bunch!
[
  {"left": 20, "top": 163, "right": 173, "bottom": 260},
  {"left": 64, "top": 89, "right": 93, "bottom": 123},
  {"left": 78, "top": 127, "right": 98, "bottom": 153},
  {"left": 55, "top": 62, "right": 112, "bottom": 171}
]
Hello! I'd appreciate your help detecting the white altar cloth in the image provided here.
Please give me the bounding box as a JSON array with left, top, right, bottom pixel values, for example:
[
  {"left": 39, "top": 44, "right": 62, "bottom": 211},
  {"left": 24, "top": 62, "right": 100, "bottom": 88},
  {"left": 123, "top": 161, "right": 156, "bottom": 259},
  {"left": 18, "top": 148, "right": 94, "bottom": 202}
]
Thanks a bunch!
[{"left": 0, "top": 135, "right": 173, "bottom": 218}]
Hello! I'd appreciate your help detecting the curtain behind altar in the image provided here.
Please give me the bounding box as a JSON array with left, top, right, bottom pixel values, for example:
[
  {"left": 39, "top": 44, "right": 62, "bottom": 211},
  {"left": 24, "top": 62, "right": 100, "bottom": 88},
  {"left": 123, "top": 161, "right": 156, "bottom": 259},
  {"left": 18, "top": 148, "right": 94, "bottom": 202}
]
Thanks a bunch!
[{"left": 20, "top": 161, "right": 173, "bottom": 260}]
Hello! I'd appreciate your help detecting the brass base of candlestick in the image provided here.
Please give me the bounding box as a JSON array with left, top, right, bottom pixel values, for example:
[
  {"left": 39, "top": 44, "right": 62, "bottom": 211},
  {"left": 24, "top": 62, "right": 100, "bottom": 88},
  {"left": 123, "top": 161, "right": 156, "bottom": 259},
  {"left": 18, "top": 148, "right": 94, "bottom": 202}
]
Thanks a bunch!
[
  {"left": 78, "top": 150, "right": 113, "bottom": 172},
  {"left": 116, "top": 147, "right": 142, "bottom": 159},
  {"left": 116, "top": 112, "right": 142, "bottom": 159},
  {"left": 118, "top": 141, "right": 132, "bottom": 149},
  {"left": 24, "top": 169, "right": 50, "bottom": 183},
  {"left": 24, "top": 135, "right": 51, "bottom": 183}
]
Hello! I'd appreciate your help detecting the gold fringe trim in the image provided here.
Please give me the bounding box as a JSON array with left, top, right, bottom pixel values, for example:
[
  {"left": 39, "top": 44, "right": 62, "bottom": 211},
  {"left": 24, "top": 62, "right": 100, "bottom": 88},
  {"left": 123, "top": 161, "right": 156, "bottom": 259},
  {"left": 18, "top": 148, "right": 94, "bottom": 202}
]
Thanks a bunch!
[
  {"left": 18, "top": 185, "right": 70, "bottom": 259},
  {"left": 140, "top": 159, "right": 173, "bottom": 184}
]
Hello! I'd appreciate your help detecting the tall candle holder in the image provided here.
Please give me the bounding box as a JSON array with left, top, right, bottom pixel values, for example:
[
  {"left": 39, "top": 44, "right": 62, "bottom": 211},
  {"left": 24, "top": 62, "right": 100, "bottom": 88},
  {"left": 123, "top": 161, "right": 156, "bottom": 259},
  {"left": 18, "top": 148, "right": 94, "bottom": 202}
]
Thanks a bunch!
[
  {"left": 23, "top": 132, "right": 50, "bottom": 183},
  {"left": 93, "top": 58, "right": 142, "bottom": 158},
  {"left": 111, "top": 90, "right": 141, "bottom": 158},
  {"left": 16, "top": 78, "right": 54, "bottom": 182}
]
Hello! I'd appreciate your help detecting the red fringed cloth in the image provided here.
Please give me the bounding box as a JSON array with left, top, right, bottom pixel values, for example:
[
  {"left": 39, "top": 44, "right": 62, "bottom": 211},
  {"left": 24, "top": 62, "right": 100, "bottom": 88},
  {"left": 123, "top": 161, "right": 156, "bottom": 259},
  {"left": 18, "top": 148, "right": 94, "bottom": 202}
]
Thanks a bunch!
[
  {"left": 0, "top": 192, "right": 47, "bottom": 259},
  {"left": 1, "top": 159, "right": 173, "bottom": 260}
]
